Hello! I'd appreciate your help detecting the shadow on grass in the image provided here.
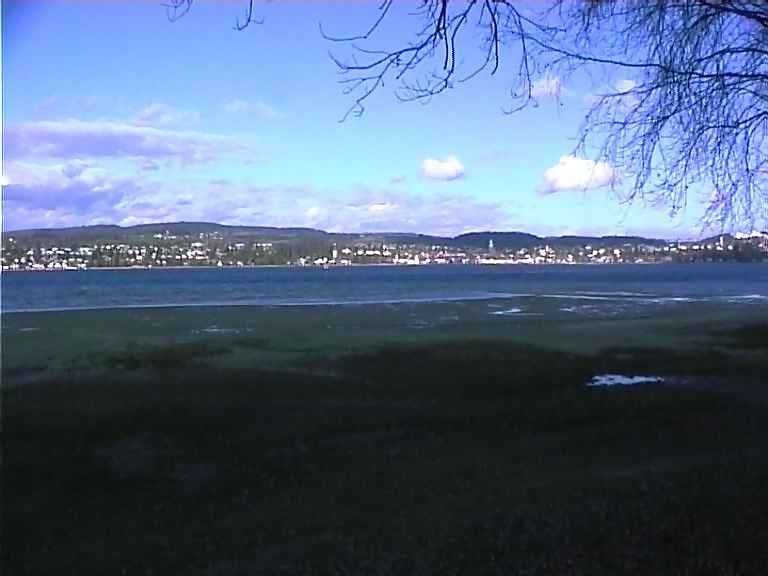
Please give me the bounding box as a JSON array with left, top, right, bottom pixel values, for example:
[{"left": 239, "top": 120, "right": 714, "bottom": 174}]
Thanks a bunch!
[
  {"left": 5, "top": 338, "right": 768, "bottom": 574},
  {"left": 321, "top": 340, "right": 595, "bottom": 397},
  {"left": 93, "top": 340, "right": 231, "bottom": 371},
  {"left": 88, "top": 335, "right": 272, "bottom": 372},
  {"left": 722, "top": 322, "right": 768, "bottom": 351},
  {"left": 591, "top": 346, "right": 735, "bottom": 376}
]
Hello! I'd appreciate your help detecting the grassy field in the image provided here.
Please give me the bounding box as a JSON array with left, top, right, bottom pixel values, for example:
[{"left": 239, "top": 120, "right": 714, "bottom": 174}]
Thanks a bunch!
[{"left": 3, "top": 301, "right": 768, "bottom": 574}]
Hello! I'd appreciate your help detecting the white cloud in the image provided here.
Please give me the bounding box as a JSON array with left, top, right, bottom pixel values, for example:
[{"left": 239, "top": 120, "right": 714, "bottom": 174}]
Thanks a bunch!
[
  {"left": 540, "top": 155, "right": 618, "bottom": 194},
  {"left": 5, "top": 119, "right": 251, "bottom": 164},
  {"left": 531, "top": 74, "right": 562, "bottom": 98},
  {"left": 615, "top": 79, "right": 637, "bottom": 93},
  {"left": 303, "top": 205, "right": 328, "bottom": 225},
  {"left": 613, "top": 79, "right": 640, "bottom": 110},
  {"left": 421, "top": 155, "right": 465, "bottom": 181},
  {"left": 3, "top": 154, "right": 508, "bottom": 235},
  {"left": 367, "top": 202, "right": 397, "bottom": 213},
  {"left": 222, "top": 99, "right": 281, "bottom": 120},
  {"left": 133, "top": 103, "right": 199, "bottom": 127},
  {"left": 2, "top": 160, "right": 144, "bottom": 229},
  {"left": 109, "top": 184, "right": 504, "bottom": 236},
  {"left": 267, "top": 188, "right": 507, "bottom": 236}
]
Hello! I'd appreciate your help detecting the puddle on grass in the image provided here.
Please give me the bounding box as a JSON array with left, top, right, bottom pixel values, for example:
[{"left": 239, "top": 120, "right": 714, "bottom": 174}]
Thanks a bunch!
[
  {"left": 406, "top": 319, "right": 434, "bottom": 329},
  {"left": 191, "top": 325, "right": 253, "bottom": 335},
  {"left": 490, "top": 308, "right": 524, "bottom": 316},
  {"left": 587, "top": 374, "right": 665, "bottom": 387},
  {"left": 203, "top": 327, "right": 240, "bottom": 334}
]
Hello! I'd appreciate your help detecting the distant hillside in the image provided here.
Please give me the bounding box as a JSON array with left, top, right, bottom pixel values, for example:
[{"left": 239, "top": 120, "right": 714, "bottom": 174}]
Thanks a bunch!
[
  {"left": 452, "top": 231, "right": 541, "bottom": 249},
  {"left": 4, "top": 221, "right": 672, "bottom": 249},
  {"left": 543, "top": 235, "right": 669, "bottom": 248},
  {"left": 430, "top": 232, "right": 668, "bottom": 250},
  {"left": 6, "top": 222, "right": 328, "bottom": 241}
]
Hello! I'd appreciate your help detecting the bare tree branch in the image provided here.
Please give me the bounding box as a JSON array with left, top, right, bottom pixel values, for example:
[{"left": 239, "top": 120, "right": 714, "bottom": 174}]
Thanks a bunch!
[
  {"left": 234, "top": 0, "right": 264, "bottom": 31},
  {"left": 162, "top": 0, "right": 193, "bottom": 23},
  {"left": 320, "top": 0, "right": 394, "bottom": 43}
]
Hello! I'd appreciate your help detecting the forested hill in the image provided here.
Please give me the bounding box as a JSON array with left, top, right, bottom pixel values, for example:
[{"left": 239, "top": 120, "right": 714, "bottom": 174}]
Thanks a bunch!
[
  {"left": 452, "top": 232, "right": 668, "bottom": 250},
  {"left": 4, "top": 222, "right": 327, "bottom": 241},
  {"left": 5, "top": 222, "right": 671, "bottom": 249}
]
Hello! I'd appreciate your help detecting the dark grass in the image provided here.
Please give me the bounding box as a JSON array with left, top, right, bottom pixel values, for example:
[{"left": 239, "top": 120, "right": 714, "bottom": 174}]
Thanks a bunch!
[
  {"left": 70, "top": 336, "right": 273, "bottom": 375},
  {"left": 4, "top": 340, "right": 768, "bottom": 574},
  {"left": 723, "top": 322, "right": 768, "bottom": 350},
  {"left": 93, "top": 340, "right": 232, "bottom": 371},
  {"left": 591, "top": 346, "right": 743, "bottom": 376}
]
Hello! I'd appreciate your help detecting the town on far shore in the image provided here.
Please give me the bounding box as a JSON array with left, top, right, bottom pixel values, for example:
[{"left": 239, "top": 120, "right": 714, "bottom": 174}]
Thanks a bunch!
[{"left": 2, "top": 223, "right": 767, "bottom": 271}]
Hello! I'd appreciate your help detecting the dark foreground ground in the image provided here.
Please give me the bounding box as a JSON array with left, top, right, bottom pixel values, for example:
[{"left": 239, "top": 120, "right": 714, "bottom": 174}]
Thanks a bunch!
[{"left": 3, "top": 303, "right": 768, "bottom": 574}]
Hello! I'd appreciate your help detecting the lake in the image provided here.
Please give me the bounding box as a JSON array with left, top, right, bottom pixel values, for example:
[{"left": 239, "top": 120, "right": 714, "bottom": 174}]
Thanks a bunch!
[{"left": 2, "top": 263, "right": 767, "bottom": 314}]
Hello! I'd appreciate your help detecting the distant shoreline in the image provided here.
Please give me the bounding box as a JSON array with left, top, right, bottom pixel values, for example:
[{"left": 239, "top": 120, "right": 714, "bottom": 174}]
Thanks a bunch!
[
  {"left": 3, "top": 260, "right": 730, "bottom": 273},
  {"left": 5, "top": 260, "right": 767, "bottom": 275}
]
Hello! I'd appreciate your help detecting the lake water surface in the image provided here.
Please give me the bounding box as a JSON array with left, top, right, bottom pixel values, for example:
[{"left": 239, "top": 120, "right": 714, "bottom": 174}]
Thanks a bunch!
[{"left": 3, "top": 263, "right": 767, "bottom": 314}]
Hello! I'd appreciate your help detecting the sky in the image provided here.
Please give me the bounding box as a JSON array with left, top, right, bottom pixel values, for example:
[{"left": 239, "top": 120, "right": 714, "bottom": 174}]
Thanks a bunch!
[{"left": 0, "top": 0, "right": 719, "bottom": 238}]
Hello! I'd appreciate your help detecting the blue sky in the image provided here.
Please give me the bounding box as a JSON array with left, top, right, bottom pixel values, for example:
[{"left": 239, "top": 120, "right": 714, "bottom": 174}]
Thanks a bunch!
[{"left": 2, "top": 0, "right": 713, "bottom": 238}]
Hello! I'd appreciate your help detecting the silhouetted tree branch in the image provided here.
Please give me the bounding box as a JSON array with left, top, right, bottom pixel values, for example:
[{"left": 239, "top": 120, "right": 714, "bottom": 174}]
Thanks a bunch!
[
  {"left": 162, "top": 0, "right": 192, "bottom": 23},
  {"left": 547, "top": 1, "right": 768, "bottom": 228},
  {"left": 164, "top": 0, "right": 263, "bottom": 31}
]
